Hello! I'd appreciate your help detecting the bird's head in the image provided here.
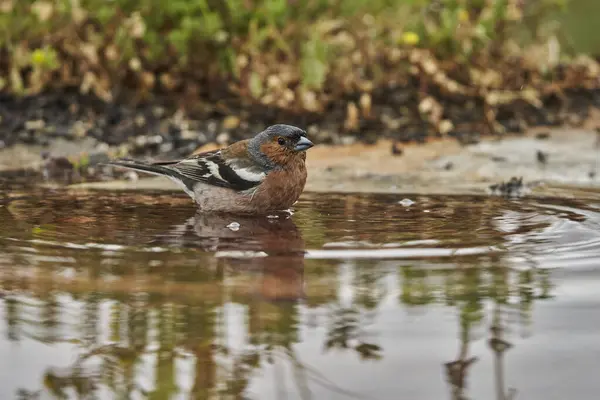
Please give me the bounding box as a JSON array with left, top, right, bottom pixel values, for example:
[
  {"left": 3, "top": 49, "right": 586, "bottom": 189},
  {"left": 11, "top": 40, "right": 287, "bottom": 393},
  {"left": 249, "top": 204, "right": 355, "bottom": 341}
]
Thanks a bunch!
[{"left": 249, "top": 124, "right": 314, "bottom": 169}]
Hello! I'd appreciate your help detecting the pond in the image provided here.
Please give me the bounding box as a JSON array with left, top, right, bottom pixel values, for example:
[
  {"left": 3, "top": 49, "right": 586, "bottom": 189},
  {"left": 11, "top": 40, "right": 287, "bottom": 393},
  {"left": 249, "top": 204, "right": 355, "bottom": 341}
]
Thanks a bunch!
[{"left": 1, "top": 188, "right": 600, "bottom": 399}]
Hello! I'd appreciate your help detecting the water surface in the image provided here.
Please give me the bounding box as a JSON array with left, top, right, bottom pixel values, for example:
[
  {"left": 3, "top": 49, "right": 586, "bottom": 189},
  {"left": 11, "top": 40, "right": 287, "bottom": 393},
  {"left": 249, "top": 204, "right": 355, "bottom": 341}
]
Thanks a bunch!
[{"left": 1, "top": 189, "right": 600, "bottom": 400}]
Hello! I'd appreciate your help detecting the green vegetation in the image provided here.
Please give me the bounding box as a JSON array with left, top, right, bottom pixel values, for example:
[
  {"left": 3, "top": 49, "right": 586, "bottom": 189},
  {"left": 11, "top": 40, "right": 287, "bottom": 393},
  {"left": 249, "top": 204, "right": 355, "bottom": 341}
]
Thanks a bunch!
[{"left": 1, "top": 0, "right": 598, "bottom": 136}]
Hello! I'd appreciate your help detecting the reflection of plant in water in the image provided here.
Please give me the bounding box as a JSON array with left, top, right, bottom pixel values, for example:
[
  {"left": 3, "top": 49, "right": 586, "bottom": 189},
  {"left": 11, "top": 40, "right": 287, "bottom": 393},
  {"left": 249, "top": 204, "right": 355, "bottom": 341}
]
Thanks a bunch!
[
  {"left": 401, "top": 265, "right": 436, "bottom": 306},
  {"left": 41, "top": 342, "right": 144, "bottom": 399},
  {"left": 324, "top": 306, "right": 382, "bottom": 361},
  {"left": 1, "top": 244, "right": 555, "bottom": 399},
  {"left": 354, "top": 260, "right": 388, "bottom": 311},
  {"left": 4, "top": 295, "right": 20, "bottom": 341},
  {"left": 322, "top": 261, "right": 386, "bottom": 361},
  {"left": 249, "top": 300, "right": 300, "bottom": 355},
  {"left": 397, "top": 258, "right": 553, "bottom": 400},
  {"left": 489, "top": 305, "right": 517, "bottom": 400}
]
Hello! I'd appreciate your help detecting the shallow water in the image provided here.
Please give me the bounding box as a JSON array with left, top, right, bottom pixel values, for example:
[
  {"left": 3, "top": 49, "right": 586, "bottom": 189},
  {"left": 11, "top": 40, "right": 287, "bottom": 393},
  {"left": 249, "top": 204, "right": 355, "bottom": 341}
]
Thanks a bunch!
[{"left": 1, "top": 189, "right": 600, "bottom": 400}]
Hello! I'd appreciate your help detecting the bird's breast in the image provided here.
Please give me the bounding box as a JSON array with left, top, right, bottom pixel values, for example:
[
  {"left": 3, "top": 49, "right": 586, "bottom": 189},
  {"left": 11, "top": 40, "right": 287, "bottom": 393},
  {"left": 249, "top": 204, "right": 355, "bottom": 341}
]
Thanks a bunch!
[{"left": 251, "top": 163, "right": 307, "bottom": 210}]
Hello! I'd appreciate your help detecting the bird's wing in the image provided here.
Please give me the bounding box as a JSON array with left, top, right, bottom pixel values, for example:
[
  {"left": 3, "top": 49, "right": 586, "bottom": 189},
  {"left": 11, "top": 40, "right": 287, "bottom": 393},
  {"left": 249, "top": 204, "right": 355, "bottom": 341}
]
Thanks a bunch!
[{"left": 153, "top": 150, "right": 266, "bottom": 191}]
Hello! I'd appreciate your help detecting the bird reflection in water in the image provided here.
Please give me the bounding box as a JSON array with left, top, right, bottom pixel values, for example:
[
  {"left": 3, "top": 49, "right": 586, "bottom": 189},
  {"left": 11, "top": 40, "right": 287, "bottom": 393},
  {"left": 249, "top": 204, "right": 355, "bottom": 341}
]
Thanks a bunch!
[
  {"left": 151, "top": 209, "right": 307, "bottom": 302},
  {"left": 35, "top": 210, "right": 311, "bottom": 399}
]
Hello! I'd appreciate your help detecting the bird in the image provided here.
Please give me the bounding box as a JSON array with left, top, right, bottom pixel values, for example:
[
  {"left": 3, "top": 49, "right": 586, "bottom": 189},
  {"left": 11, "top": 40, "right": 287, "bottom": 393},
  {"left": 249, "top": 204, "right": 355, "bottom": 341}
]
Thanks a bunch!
[{"left": 106, "top": 124, "right": 314, "bottom": 214}]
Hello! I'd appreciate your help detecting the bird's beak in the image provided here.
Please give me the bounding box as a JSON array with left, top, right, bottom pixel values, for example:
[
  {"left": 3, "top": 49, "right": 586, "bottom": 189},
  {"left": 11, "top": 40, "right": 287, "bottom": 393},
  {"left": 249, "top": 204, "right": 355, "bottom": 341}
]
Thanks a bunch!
[{"left": 294, "top": 136, "right": 314, "bottom": 152}]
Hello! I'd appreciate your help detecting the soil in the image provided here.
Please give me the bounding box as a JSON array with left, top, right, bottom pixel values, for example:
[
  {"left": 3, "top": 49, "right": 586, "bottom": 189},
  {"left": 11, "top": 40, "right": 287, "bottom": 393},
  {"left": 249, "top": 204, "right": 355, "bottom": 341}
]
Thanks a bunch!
[
  {"left": 1, "top": 90, "right": 599, "bottom": 200},
  {"left": 62, "top": 127, "right": 600, "bottom": 199}
]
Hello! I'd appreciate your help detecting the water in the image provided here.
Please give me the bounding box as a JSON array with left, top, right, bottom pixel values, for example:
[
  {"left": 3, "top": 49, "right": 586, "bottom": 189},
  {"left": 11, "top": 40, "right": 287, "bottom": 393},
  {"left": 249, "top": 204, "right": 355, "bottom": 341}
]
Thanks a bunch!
[{"left": 1, "top": 188, "right": 600, "bottom": 400}]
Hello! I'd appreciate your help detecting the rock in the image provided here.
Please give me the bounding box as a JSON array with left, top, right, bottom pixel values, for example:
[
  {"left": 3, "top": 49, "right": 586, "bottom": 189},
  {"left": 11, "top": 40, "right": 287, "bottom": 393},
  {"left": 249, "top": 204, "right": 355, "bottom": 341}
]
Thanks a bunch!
[
  {"left": 488, "top": 177, "right": 527, "bottom": 198},
  {"left": 344, "top": 102, "right": 359, "bottom": 131},
  {"left": 25, "top": 119, "right": 45, "bottom": 131},
  {"left": 536, "top": 150, "right": 548, "bottom": 164},
  {"left": 340, "top": 136, "right": 356, "bottom": 146},
  {"left": 216, "top": 132, "right": 230, "bottom": 145},
  {"left": 391, "top": 142, "right": 403, "bottom": 156},
  {"left": 180, "top": 130, "right": 199, "bottom": 141},
  {"left": 535, "top": 132, "right": 550, "bottom": 140},
  {"left": 70, "top": 121, "right": 88, "bottom": 138},
  {"left": 159, "top": 142, "right": 174, "bottom": 153},
  {"left": 222, "top": 116, "right": 240, "bottom": 130},
  {"left": 123, "top": 171, "right": 139, "bottom": 181}
]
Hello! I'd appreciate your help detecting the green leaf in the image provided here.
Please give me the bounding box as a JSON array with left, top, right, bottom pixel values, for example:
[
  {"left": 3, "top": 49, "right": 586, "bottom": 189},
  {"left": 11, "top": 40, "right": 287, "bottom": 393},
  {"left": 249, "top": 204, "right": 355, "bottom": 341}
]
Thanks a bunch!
[{"left": 249, "top": 71, "right": 263, "bottom": 98}]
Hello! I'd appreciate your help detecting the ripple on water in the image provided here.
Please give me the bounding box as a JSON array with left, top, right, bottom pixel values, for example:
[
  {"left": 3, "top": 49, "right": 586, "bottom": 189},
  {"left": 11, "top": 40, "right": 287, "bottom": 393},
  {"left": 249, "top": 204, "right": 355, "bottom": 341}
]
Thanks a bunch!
[{"left": 1, "top": 190, "right": 600, "bottom": 400}]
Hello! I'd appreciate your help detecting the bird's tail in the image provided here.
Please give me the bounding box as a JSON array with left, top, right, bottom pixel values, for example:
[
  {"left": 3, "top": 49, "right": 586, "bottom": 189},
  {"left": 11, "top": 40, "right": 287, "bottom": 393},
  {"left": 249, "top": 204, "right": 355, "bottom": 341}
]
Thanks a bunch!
[
  {"left": 105, "top": 159, "right": 177, "bottom": 178},
  {"left": 104, "top": 159, "right": 196, "bottom": 194},
  {"left": 105, "top": 159, "right": 195, "bottom": 200}
]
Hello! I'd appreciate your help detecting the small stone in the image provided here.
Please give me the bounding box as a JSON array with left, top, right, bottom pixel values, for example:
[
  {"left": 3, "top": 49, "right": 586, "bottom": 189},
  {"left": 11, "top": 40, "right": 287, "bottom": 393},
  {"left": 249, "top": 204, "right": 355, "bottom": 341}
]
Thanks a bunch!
[
  {"left": 344, "top": 102, "right": 359, "bottom": 131},
  {"left": 340, "top": 136, "right": 356, "bottom": 146},
  {"left": 216, "top": 132, "right": 230, "bottom": 145},
  {"left": 398, "top": 198, "right": 414, "bottom": 207},
  {"left": 207, "top": 121, "right": 218, "bottom": 134},
  {"left": 266, "top": 75, "right": 282, "bottom": 89},
  {"left": 283, "top": 89, "right": 295, "bottom": 104},
  {"left": 148, "top": 135, "right": 163, "bottom": 145},
  {"left": 222, "top": 116, "right": 240, "bottom": 130},
  {"left": 118, "top": 143, "right": 131, "bottom": 155},
  {"left": 134, "top": 115, "right": 146, "bottom": 127},
  {"left": 159, "top": 142, "right": 174, "bottom": 153},
  {"left": 360, "top": 93, "right": 371, "bottom": 117},
  {"left": 237, "top": 54, "right": 249, "bottom": 69},
  {"left": 71, "top": 121, "right": 88, "bottom": 138},
  {"left": 104, "top": 44, "right": 119, "bottom": 61},
  {"left": 160, "top": 73, "right": 176, "bottom": 90},
  {"left": 123, "top": 171, "right": 138, "bottom": 181},
  {"left": 152, "top": 106, "right": 165, "bottom": 118},
  {"left": 140, "top": 71, "right": 155, "bottom": 89},
  {"left": 135, "top": 136, "right": 148, "bottom": 147},
  {"left": 196, "top": 133, "right": 207, "bottom": 144},
  {"left": 129, "top": 57, "right": 142, "bottom": 71},
  {"left": 302, "top": 90, "right": 319, "bottom": 112},
  {"left": 25, "top": 119, "right": 45, "bottom": 131},
  {"left": 489, "top": 176, "right": 525, "bottom": 198},
  {"left": 535, "top": 132, "right": 550, "bottom": 140},
  {"left": 95, "top": 142, "right": 110, "bottom": 153},
  {"left": 439, "top": 119, "right": 454, "bottom": 135},
  {"left": 180, "top": 130, "right": 199, "bottom": 141},
  {"left": 226, "top": 222, "right": 240, "bottom": 231}
]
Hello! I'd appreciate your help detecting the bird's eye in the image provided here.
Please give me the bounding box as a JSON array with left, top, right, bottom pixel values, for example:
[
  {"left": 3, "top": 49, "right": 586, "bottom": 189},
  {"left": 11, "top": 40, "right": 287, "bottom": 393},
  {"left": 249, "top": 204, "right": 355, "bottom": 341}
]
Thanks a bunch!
[{"left": 277, "top": 137, "right": 286, "bottom": 146}]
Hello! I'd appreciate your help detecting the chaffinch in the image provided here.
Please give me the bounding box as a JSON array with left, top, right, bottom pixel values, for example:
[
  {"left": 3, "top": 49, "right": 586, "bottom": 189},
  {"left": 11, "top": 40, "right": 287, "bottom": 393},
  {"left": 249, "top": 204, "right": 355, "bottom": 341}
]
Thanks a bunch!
[{"left": 107, "top": 124, "right": 314, "bottom": 214}]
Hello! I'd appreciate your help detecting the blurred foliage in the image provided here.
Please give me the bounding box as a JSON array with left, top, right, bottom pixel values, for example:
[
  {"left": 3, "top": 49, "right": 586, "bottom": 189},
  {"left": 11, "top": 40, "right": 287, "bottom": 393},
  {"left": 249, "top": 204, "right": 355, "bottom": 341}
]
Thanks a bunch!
[
  {"left": 561, "top": 0, "right": 600, "bottom": 54},
  {"left": 1, "top": 0, "right": 599, "bottom": 137}
]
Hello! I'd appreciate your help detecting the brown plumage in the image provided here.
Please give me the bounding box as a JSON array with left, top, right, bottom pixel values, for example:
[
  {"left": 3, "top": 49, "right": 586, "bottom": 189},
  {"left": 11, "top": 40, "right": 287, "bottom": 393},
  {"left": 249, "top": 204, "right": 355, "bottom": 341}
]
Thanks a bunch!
[{"left": 106, "top": 124, "right": 314, "bottom": 214}]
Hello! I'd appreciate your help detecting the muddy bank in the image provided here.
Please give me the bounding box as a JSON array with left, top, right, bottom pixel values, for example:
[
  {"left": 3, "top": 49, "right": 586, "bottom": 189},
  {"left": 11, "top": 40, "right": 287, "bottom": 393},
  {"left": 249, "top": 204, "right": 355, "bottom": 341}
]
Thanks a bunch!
[
  {"left": 1, "top": 110, "right": 598, "bottom": 198},
  {"left": 1, "top": 85, "right": 600, "bottom": 160},
  {"left": 50, "top": 127, "right": 599, "bottom": 199}
]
